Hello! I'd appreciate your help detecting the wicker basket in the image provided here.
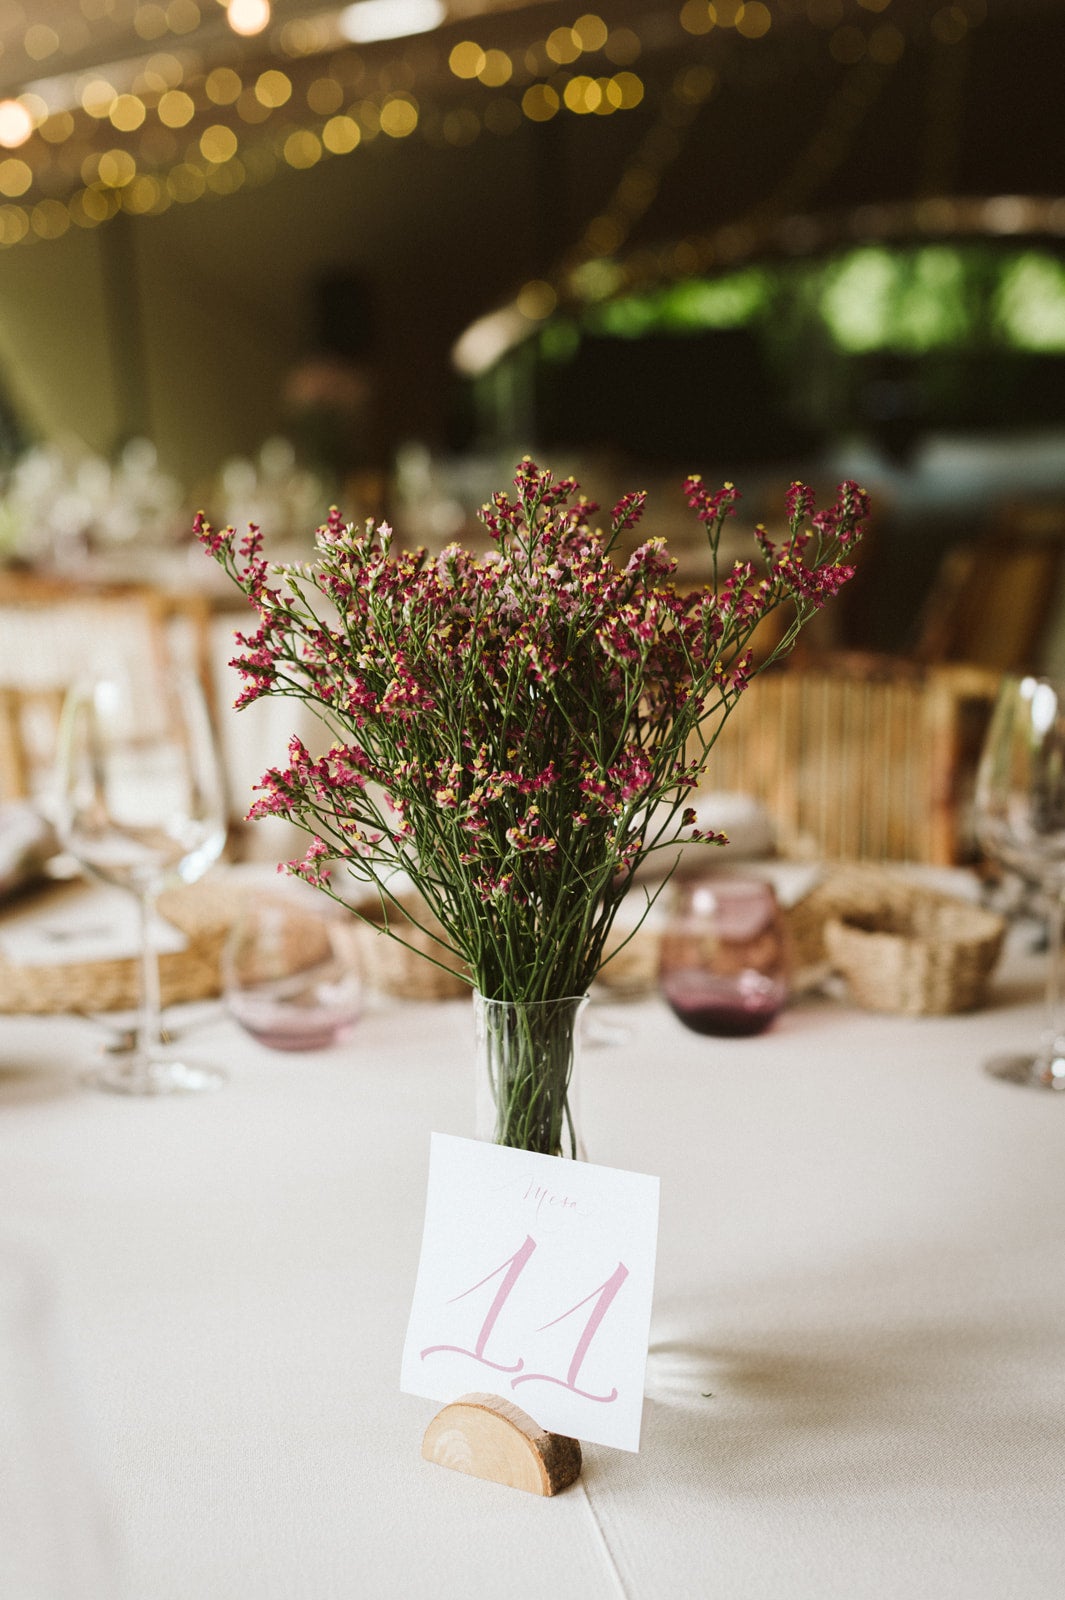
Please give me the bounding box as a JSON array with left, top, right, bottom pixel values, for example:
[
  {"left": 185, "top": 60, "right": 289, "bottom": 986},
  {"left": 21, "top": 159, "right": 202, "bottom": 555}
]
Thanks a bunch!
[
  {"left": 0, "top": 877, "right": 236, "bottom": 1015},
  {"left": 349, "top": 894, "right": 469, "bottom": 1000},
  {"left": 823, "top": 895, "right": 1006, "bottom": 1016}
]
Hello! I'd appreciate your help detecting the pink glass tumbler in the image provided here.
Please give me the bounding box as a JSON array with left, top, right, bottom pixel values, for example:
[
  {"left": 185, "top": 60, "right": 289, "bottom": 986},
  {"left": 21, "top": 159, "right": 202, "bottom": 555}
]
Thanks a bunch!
[{"left": 658, "top": 875, "right": 790, "bottom": 1037}]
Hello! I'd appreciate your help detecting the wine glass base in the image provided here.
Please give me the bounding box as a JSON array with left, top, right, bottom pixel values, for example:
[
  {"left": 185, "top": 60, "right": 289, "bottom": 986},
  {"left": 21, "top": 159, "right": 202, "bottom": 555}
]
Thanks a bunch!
[
  {"left": 984, "top": 1053, "right": 1065, "bottom": 1091},
  {"left": 82, "top": 1058, "right": 226, "bottom": 1096}
]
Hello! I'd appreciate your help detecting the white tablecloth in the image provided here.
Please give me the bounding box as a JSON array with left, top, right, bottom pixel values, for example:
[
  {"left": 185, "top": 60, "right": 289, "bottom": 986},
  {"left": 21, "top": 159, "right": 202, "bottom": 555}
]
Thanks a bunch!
[{"left": 1, "top": 936, "right": 1063, "bottom": 1599}]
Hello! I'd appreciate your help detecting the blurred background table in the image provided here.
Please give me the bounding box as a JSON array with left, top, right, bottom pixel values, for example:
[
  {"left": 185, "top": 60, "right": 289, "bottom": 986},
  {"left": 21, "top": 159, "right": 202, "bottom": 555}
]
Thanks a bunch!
[{"left": 1, "top": 926, "right": 1062, "bottom": 1600}]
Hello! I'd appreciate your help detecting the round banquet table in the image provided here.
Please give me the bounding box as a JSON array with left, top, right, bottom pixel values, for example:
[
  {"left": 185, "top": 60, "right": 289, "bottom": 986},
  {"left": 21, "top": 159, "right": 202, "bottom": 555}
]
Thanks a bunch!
[{"left": 1, "top": 930, "right": 1062, "bottom": 1600}]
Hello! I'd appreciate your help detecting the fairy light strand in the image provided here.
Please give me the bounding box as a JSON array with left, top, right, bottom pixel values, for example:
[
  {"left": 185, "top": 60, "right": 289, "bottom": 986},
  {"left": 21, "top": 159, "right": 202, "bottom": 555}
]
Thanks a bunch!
[{"left": 0, "top": 0, "right": 1001, "bottom": 249}]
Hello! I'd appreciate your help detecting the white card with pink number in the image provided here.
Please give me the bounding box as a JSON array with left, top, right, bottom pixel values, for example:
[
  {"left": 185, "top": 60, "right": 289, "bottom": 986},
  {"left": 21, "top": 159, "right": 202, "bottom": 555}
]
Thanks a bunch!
[{"left": 401, "top": 1133, "right": 660, "bottom": 1451}]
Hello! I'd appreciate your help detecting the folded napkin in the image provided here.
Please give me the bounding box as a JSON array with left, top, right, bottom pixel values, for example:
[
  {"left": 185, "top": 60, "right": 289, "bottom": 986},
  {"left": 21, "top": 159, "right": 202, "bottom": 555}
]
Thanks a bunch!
[
  {"left": 0, "top": 881, "right": 188, "bottom": 968},
  {"left": 632, "top": 791, "right": 777, "bottom": 884},
  {"left": 0, "top": 804, "right": 58, "bottom": 903}
]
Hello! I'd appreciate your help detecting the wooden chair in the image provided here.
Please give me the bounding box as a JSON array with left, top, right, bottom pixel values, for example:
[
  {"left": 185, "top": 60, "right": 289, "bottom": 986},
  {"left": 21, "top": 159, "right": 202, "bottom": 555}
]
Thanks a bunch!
[
  {"left": 0, "top": 574, "right": 217, "bottom": 807},
  {"left": 701, "top": 652, "right": 1001, "bottom": 865},
  {"left": 0, "top": 685, "right": 66, "bottom": 803},
  {"left": 914, "top": 504, "right": 1065, "bottom": 674}
]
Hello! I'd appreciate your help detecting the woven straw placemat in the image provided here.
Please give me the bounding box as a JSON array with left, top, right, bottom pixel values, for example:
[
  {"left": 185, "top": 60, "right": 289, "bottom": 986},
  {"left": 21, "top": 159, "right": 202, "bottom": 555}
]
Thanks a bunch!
[{"left": 0, "top": 876, "right": 236, "bottom": 1015}]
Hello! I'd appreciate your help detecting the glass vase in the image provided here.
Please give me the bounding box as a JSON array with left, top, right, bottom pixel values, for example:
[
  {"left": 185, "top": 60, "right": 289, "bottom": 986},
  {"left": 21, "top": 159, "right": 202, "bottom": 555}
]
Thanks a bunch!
[{"left": 473, "top": 992, "right": 588, "bottom": 1158}]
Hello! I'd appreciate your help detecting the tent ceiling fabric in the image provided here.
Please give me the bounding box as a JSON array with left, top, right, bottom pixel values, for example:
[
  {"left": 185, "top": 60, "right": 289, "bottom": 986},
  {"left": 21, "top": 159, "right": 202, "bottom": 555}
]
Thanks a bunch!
[{"left": 0, "top": 0, "right": 1059, "bottom": 260}]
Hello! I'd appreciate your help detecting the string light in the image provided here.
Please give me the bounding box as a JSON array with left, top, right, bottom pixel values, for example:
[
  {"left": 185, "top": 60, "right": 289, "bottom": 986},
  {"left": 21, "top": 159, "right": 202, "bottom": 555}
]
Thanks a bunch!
[
  {"left": 0, "top": 0, "right": 811, "bottom": 252},
  {"left": 0, "top": 0, "right": 1025, "bottom": 260}
]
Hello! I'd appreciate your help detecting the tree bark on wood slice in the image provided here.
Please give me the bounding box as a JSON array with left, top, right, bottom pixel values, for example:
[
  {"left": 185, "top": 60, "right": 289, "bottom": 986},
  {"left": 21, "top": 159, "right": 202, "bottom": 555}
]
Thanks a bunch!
[{"left": 421, "top": 1393, "right": 582, "bottom": 1495}]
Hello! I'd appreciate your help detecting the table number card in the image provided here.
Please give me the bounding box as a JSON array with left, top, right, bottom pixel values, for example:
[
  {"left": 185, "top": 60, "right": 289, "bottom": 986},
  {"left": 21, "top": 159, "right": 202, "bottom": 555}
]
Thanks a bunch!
[{"left": 401, "top": 1133, "right": 660, "bottom": 1452}]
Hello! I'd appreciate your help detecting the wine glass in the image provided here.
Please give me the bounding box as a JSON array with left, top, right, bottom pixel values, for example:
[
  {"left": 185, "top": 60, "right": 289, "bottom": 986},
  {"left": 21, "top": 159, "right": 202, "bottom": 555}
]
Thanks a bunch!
[
  {"left": 55, "top": 659, "right": 228, "bottom": 1094},
  {"left": 973, "top": 674, "right": 1065, "bottom": 1090}
]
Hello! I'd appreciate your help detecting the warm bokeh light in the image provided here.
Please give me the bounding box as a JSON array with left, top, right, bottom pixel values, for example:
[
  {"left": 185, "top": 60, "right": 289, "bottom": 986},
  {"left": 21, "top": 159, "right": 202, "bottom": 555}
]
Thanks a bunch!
[
  {"left": 81, "top": 80, "right": 117, "bottom": 118},
  {"left": 279, "top": 16, "right": 337, "bottom": 56},
  {"left": 605, "top": 27, "right": 641, "bottom": 63},
  {"left": 680, "top": 1, "right": 713, "bottom": 36},
  {"left": 237, "top": 88, "right": 271, "bottom": 124},
  {"left": 32, "top": 199, "right": 69, "bottom": 239},
  {"left": 931, "top": 5, "right": 971, "bottom": 45},
  {"left": 546, "top": 27, "right": 581, "bottom": 65},
  {"left": 0, "top": 158, "right": 32, "bottom": 197},
  {"left": 322, "top": 116, "right": 360, "bottom": 154},
  {"left": 166, "top": 0, "right": 201, "bottom": 33},
  {"left": 379, "top": 95, "right": 418, "bottom": 137},
  {"left": 72, "top": 187, "right": 113, "bottom": 226},
  {"left": 354, "top": 101, "right": 381, "bottom": 138},
  {"left": 255, "top": 71, "right": 292, "bottom": 108},
  {"left": 167, "top": 163, "right": 206, "bottom": 202},
  {"left": 227, "top": 0, "right": 270, "bottom": 37},
  {"left": 0, "top": 101, "right": 34, "bottom": 149},
  {"left": 152, "top": 53, "right": 184, "bottom": 86},
  {"left": 283, "top": 130, "right": 322, "bottom": 168},
  {"left": 98, "top": 149, "right": 138, "bottom": 188},
  {"left": 110, "top": 95, "right": 147, "bottom": 133},
  {"left": 157, "top": 90, "right": 195, "bottom": 128},
  {"left": 307, "top": 79, "right": 344, "bottom": 116},
  {"left": 23, "top": 25, "right": 60, "bottom": 61},
  {"left": 612, "top": 72, "right": 644, "bottom": 109},
  {"left": 206, "top": 160, "right": 246, "bottom": 195},
  {"left": 206, "top": 68, "right": 243, "bottom": 106},
  {"left": 0, "top": 205, "right": 29, "bottom": 244},
  {"left": 449, "top": 42, "right": 486, "bottom": 79},
  {"left": 516, "top": 280, "right": 557, "bottom": 320},
  {"left": 339, "top": 0, "right": 445, "bottom": 45},
  {"left": 39, "top": 112, "right": 76, "bottom": 146},
  {"left": 200, "top": 124, "right": 239, "bottom": 163},
  {"left": 522, "top": 84, "right": 560, "bottom": 122},
  {"left": 737, "top": 2, "right": 772, "bottom": 38},
  {"left": 573, "top": 14, "right": 608, "bottom": 51},
  {"left": 0, "top": 0, "right": 1039, "bottom": 269},
  {"left": 133, "top": 5, "right": 170, "bottom": 44},
  {"left": 123, "top": 175, "right": 164, "bottom": 213},
  {"left": 478, "top": 51, "right": 512, "bottom": 88},
  {"left": 675, "top": 64, "right": 717, "bottom": 103},
  {"left": 564, "top": 76, "right": 599, "bottom": 114}
]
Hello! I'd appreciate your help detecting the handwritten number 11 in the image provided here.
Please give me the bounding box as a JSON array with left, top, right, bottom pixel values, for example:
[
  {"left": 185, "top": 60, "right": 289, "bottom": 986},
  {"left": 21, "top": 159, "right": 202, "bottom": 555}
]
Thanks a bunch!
[{"left": 421, "top": 1235, "right": 629, "bottom": 1404}]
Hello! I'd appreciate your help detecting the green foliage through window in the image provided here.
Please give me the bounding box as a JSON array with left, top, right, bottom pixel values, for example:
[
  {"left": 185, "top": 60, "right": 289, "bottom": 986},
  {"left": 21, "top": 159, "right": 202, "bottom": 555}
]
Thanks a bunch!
[{"left": 548, "top": 244, "right": 1065, "bottom": 357}]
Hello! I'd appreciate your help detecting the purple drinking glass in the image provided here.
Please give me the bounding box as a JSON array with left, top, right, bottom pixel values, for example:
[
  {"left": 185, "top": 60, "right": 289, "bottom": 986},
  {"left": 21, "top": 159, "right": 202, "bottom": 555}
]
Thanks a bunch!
[
  {"left": 658, "top": 875, "right": 790, "bottom": 1037},
  {"left": 222, "top": 892, "right": 363, "bottom": 1051}
]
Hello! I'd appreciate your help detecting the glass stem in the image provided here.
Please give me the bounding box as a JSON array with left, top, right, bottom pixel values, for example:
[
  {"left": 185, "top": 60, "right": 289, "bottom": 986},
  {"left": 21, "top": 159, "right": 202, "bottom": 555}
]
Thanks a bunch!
[
  {"left": 1038, "top": 889, "right": 1065, "bottom": 1083},
  {"left": 135, "top": 890, "right": 163, "bottom": 1066}
]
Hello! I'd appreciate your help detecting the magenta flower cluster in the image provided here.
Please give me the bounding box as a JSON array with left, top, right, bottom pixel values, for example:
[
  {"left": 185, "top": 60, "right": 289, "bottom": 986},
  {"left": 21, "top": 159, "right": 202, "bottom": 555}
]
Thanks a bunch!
[{"left": 196, "top": 459, "right": 866, "bottom": 1000}]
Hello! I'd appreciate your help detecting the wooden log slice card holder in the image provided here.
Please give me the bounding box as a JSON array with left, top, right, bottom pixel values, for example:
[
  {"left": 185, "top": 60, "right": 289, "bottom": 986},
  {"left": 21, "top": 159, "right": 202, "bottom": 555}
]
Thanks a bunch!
[{"left": 422, "top": 1393, "right": 582, "bottom": 1496}]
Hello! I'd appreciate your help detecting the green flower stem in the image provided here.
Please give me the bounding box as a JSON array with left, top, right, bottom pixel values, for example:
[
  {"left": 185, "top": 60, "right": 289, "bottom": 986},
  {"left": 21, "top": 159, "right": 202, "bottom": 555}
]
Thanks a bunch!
[{"left": 197, "top": 462, "right": 867, "bottom": 1094}]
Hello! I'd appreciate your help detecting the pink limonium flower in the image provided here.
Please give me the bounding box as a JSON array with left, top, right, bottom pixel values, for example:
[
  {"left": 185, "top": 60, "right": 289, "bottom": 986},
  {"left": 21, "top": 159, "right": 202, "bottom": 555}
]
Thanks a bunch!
[{"left": 196, "top": 459, "right": 867, "bottom": 1001}]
